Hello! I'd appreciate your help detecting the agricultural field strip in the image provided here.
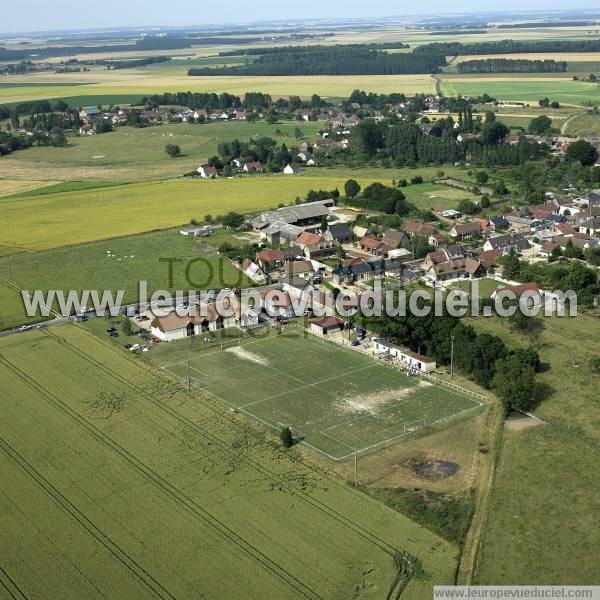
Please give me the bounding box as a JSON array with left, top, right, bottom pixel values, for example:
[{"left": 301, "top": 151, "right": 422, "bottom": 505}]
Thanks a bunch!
[
  {"left": 0, "top": 350, "right": 325, "bottom": 600},
  {"left": 159, "top": 332, "right": 483, "bottom": 461},
  {"left": 0, "top": 434, "right": 177, "bottom": 600},
  {"left": 24, "top": 328, "right": 420, "bottom": 557}
]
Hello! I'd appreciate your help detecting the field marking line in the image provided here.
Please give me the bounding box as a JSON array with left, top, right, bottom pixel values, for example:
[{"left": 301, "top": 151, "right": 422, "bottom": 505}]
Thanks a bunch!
[
  {"left": 334, "top": 402, "right": 485, "bottom": 460},
  {"left": 238, "top": 363, "right": 380, "bottom": 410},
  {"left": 316, "top": 430, "right": 356, "bottom": 452},
  {"left": 176, "top": 370, "right": 345, "bottom": 460}
]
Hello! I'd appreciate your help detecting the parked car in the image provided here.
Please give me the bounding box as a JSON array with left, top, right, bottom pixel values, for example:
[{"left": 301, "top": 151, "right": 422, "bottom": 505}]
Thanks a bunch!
[
  {"left": 109, "top": 331, "right": 119, "bottom": 337},
  {"left": 106, "top": 327, "right": 116, "bottom": 333},
  {"left": 351, "top": 340, "right": 361, "bottom": 347}
]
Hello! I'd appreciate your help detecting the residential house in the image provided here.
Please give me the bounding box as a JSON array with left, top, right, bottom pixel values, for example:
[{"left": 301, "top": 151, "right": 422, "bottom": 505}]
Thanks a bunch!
[
  {"left": 197, "top": 164, "right": 218, "bottom": 179},
  {"left": 150, "top": 302, "right": 257, "bottom": 342},
  {"left": 577, "top": 216, "right": 600, "bottom": 236},
  {"left": 483, "top": 233, "right": 530, "bottom": 255},
  {"left": 324, "top": 223, "right": 353, "bottom": 245},
  {"left": 241, "top": 259, "right": 267, "bottom": 284},
  {"left": 450, "top": 221, "right": 482, "bottom": 239},
  {"left": 256, "top": 249, "right": 285, "bottom": 271},
  {"left": 243, "top": 161, "right": 262, "bottom": 173},
  {"left": 303, "top": 241, "right": 338, "bottom": 261},
  {"left": 425, "top": 257, "right": 484, "bottom": 283},
  {"left": 283, "top": 162, "right": 303, "bottom": 175},
  {"left": 283, "top": 260, "right": 313, "bottom": 280}
]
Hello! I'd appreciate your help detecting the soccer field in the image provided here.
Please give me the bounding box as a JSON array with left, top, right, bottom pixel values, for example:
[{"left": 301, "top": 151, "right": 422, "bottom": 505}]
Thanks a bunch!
[{"left": 152, "top": 329, "right": 484, "bottom": 460}]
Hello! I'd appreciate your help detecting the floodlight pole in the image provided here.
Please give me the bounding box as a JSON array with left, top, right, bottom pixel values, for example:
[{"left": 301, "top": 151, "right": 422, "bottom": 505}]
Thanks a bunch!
[{"left": 450, "top": 333, "right": 455, "bottom": 380}]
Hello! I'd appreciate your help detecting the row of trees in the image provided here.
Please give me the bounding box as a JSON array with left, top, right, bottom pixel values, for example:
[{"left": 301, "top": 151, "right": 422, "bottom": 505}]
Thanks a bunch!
[
  {"left": 415, "top": 39, "right": 600, "bottom": 56},
  {"left": 457, "top": 59, "right": 567, "bottom": 73}
]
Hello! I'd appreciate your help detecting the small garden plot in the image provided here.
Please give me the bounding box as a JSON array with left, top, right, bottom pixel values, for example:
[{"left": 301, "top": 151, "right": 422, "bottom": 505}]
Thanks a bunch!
[{"left": 155, "top": 329, "right": 483, "bottom": 460}]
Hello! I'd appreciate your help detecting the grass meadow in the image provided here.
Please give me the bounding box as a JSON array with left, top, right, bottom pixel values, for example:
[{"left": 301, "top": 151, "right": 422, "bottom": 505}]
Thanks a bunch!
[
  {"left": 565, "top": 111, "right": 600, "bottom": 136},
  {"left": 0, "top": 229, "right": 252, "bottom": 326},
  {"left": 1, "top": 120, "right": 323, "bottom": 182},
  {"left": 149, "top": 328, "right": 483, "bottom": 460},
  {"left": 468, "top": 313, "right": 600, "bottom": 584},
  {"left": 0, "top": 325, "right": 458, "bottom": 599}
]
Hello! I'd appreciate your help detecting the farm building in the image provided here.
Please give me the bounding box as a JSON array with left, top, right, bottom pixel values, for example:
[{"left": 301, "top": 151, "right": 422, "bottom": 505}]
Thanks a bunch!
[
  {"left": 251, "top": 200, "right": 334, "bottom": 231},
  {"left": 372, "top": 339, "right": 436, "bottom": 373},
  {"left": 310, "top": 316, "right": 344, "bottom": 336}
]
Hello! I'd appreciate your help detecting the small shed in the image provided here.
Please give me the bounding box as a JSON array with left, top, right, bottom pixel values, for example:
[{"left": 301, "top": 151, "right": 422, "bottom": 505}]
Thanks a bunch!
[{"left": 310, "top": 316, "right": 343, "bottom": 336}]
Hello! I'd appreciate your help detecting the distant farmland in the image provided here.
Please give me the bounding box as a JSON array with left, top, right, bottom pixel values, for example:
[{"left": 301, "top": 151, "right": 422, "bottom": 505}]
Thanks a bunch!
[
  {"left": 0, "top": 325, "right": 458, "bottom": 599},
  {"left": 440, "top": 76, "right": 600, "bottom": 105}
]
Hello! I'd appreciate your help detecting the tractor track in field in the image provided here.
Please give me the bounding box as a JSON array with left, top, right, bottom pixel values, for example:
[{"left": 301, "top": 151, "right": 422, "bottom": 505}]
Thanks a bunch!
[
  {"left": 38, "top": 328, "right": 418, "bottom": 598},
  {"left": 0, "top": 352, "right": 322, "bottom": 600},
  {"left": 43, "top": 329, "right": 403, "bottom": 557},
  {"left": 0, "top": 432, "right": 175, "bottom": 600},
  {"left": 0, "top": 564, "right": 29, "bottom": 600}
]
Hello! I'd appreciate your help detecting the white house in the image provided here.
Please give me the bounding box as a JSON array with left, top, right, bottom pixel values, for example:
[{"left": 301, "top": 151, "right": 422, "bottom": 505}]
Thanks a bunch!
[
  {"left": 283, "top": 162, "right": 303, "bottom": 175},
  {"left": 372, "top": 338, "right": 436, "bottom": 373},
  {"left": 197, "top": 164, "right": 218, "bottom": 179}
]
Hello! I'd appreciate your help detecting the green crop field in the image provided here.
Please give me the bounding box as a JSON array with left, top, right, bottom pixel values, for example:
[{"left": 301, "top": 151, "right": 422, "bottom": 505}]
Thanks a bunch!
[
  {"left": 148, "top": 327, "right": 483, "bottom": 460},
  {"left": 0, "top": 120, "right": 323, "bottom": 182},
  {"left": 441, "top": 76, "right": 600, "bottom": 106},
  {"left": 0, "top": 280, "right": 48, "bottom": 330},
  {"left": 0, "top": 325, "right": 458, "bottom": 598}
]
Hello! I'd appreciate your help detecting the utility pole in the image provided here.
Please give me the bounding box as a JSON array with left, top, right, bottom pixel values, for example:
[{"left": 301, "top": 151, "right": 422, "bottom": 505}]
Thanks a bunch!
[
  {"left": 187, "top": 362, "right": 190, "bottom": 391},
  {"left": 450, "top": 333, "right": 455, "bottom": 380},
  {"left": 354, "top": 411, "right": 358, "bottom": 488}
]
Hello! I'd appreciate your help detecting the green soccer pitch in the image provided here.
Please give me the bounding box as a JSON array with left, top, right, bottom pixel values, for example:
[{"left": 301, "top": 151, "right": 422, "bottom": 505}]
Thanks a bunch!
[{"left": 151, "top": 328, "right": 484, "bottom": 460}]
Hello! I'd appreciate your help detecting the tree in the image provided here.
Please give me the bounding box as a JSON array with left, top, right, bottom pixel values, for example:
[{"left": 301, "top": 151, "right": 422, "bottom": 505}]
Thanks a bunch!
[
  {"left": 493, "top": 180, "right": 508, "bottom": 195},
  {"left": 480, "top": 195, "right": 491, "bottom": 208},
  {"left": 222, "top": 211, "right": 245, "bottom": 229},
  {"left": 280, "top": 426, "right": 293, "bottom": 448},
  {"left": 565, "top": 140, "right": 598, "bottom": 166},
  {"left": 493, "top": 354, "right": 538, "bottom": 413},
  {"left": 50, "top": 128, "right": 67, "bottom": 147},
  {"left": 500, "top": 249, "right": 521, "bottom": 280},
  {"left": 480, "top": 121, "right": 509, "bottom": 145},
  {"left": 344, "top": 178, "right": 361, "bottom": 198},
  {"left": 457, "top": 198, "right": 479, "bottom": 215},
  {"left": 410, "top": 175, "right": 423, "bottom": 185},
  {"left": 121, "top": 318, "right": 133, "bottom": 336},
  {"left": 475, "top": 170, "right": 489, "bottom": 185},
  {"left": 538, "top": 97, "right": 550, "bottom": 108},
  {"left": 165, "top": 144, "right": 181, "bottom": 158},
  {"left": 528, "top": 115, "right": 553, "bottom": 135},
  {"left": 94, "top": 119, "right": 113, "bottom": 134}
]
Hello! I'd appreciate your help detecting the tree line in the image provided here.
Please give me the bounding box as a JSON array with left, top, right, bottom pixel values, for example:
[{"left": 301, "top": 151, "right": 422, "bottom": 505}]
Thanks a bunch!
[
  {"left": 457, "top": 59, "right": 567, "bottom": 73},
  {"left": 415, "top": 39, "right": 600, "bottom": 56},
  {"left": 189, "top": 47, "right": 445, "bottom": 76}
]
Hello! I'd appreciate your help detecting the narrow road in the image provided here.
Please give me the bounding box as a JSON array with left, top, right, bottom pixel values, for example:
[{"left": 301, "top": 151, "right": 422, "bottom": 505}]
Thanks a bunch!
[
  {"left": 456, "top": 398, "right": 504, "bottom": 584},
  {"left": 561, "top": 110, "right": 584, "bottom": 135}
]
